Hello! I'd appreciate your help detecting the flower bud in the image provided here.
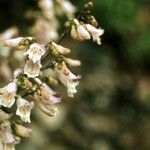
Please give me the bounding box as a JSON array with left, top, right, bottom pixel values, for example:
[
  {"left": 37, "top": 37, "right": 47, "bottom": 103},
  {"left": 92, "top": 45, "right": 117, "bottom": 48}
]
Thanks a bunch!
[
  {"left": 15, "top": 124, "right": 32, "bottom": 138},
  {"left": 64, "top": 58, "right": 81, "bottom": 67},
  {"left": 51, "top": 42, "right": 71, "bottom": 55}
]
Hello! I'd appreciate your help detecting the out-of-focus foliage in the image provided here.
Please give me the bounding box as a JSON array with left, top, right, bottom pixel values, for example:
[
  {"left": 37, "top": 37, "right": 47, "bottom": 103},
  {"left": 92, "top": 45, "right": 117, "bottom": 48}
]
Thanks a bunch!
[{"left": 0, "top": 0, "right": 149, "bottom": 150}]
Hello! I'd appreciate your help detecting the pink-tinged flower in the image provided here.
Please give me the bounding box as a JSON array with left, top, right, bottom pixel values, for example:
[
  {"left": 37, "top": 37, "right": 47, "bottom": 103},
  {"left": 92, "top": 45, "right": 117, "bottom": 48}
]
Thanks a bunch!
[
  {"left": 16, "top": 96, "right": 34, "bottom": 123},
  {"left": 0, "top": 27, "right": 18, "bottom": 41},
  {"left": 0, "top": 81, "right": 17, "bottom": 108},
  {"left": 4, "top": 37, "right": 34, "bottom": 48},
  {"left": 0, "top": 121, "right": 16, "bottom": 150},
  {"left": 55, "top": 62, "right": 81, "bottom": 97},
  {"left": 34, "top": 82, "right": 60, "bottom": 116},
  {"left": 40, "top": 83, "right": 61, "bottom": 104},
  {"left": 73, "top": 19, "right": 91, "bottom": 40},
  {"left": 4, "top": 37, "right": 23, "bottom": 47},
  {"left": 24, "top": 59, "right": 42, "bottom": 78},
  {"left": 64, "top": 58, "right": 81, "bottom": 67},
  {"left": 51, "top": 42, "right": 70, "bottom": 55},
  {"left": 85, "top": 24, "right": 104, "bottom": 45},
  {"left": 24, "top": 43, "right": 45, "bottom": 63}
]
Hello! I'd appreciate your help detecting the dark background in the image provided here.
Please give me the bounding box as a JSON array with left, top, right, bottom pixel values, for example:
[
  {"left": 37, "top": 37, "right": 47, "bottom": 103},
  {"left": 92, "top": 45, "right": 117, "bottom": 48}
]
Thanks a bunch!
[{"left": 0, "top": 0, "right": 150, "bottom": 150}]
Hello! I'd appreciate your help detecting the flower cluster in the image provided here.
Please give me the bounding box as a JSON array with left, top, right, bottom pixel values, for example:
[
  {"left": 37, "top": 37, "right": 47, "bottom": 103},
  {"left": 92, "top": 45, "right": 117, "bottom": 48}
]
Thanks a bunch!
[
  {"left": 0, "top": 1, "right": 104, "bottom": 149},
  {"left": 71, "top": 19, "right": 104, "bottom": 45}
]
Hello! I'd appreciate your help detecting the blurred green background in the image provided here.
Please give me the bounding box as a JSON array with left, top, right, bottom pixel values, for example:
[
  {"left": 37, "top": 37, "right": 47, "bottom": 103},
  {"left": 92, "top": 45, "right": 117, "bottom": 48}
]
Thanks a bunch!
[{"left": 0, "top": 0, "right": 150, "bottom": 150}]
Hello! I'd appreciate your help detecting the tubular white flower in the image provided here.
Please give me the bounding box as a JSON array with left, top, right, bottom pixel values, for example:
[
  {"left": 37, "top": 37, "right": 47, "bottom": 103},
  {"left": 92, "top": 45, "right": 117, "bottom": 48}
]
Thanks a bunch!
[
  {"left": 38, "top": 102, "right": 58, "bottom": 117},
  {"left": 16, "top": 96, "right": 34, "bottom": 123},
  {"left": 34, "top": 82, "right": 60, "bottom": 116},
  {"left": 24, "top": 59, "right": 42, "bottom": 78},
  {"left": 4, "top": 37, "right": 23, "bottom": 47},
  {"left": 64, "top": 58, "right": 81, "bottom": 67},
  {"left": 24, "top": 43, "right": 45, "bottom": 63},
  {"left": 73, "top": 19, "right": 91, "bottom": 40},
  {"left": 0, "top": 82, "right": 17, "bottom": 108},
  {"left": 67, "top": 81, "right": 79, "bottom": 97},
  {"left": 51, "top": 42, "right": 70, "bottom": 54},
  {"left": 85, "top": 24, "right": 104, "bottom": 45},
  {"left": 40, "top": 83, "right": 61, "bottom": 104},
  {"left": 55, "top": 62, "right": 80, "bottom": 97},
  {"left": 4, "top": 37, "right": 34, "bottom": 48}
]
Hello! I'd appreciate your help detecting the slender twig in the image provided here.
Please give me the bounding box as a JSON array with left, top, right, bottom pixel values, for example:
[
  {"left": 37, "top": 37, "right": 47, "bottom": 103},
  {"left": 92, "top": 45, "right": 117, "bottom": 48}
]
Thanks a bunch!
[{"left": 41, "top": 1, "right": 93, "bottom": 70}]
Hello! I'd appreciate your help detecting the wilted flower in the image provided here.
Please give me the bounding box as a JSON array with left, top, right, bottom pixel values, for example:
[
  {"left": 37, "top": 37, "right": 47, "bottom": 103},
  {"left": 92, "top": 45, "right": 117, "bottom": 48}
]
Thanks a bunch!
[
  {"left": 73, "top": 19, "right": 91, "bottom": 40},
  {"left": 55, "top": 62, "right": 80, "bottom": 97},
  {"left": 85, "top": 24, "right": 104, "bottom": 45},
  {"left": 16, "top": 96, "right": 34, "bottom": 123},
  {"left": 24, "top": 59, "right": 42, "bottom": 78},
  {"left": 24, "top": 43, "right": 45, "bottom": 63},
  {"left": 0, "top": 81, "right": 17, "bottom": 108}
]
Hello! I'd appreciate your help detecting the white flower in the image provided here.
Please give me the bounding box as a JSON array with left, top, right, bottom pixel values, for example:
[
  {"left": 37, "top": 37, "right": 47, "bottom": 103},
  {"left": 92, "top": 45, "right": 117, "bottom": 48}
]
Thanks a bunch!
[
  {"left": 40, "top": 83, "right": 61, "bottom": 104},
  {"left": 16, "top": 96, "right": 34, "bottom": 123},
  {"left": 38, "top": 102, "right": 58, "bottom": 117},
  {"left": 0, "top": 82, "right": 17, "bottom": 108},
  {"left": 4, "top": 37, "right": 34, "bottom": 47},
  {"left": 24, "top": 59, "right": 42, "bottom": 78},
  {"left": 38, "top": 0, "right": 54, "bottom": 19},
  {"left": 64, "top": 58, "right": 81, "bottom": 67},
  {"left": 85, "top": 24, "right": 104, "bottom": 45},
  {"left": 4, "top": 37, "right": 23, "bottom": 47},
  {"left": 55, "top": 62, "right": 80, "bottom": 97},
  {"left": 61, "top": 0, "right": 76, "bottom": 17},
  {"left": 51, "top": 42, "right": 70, "bottom": 55},
  {"left": 67, "top": 81, "right": 79, "bottom": 97},
  {"left": 34, "top": 82, "right": 60, "bottom": 116},
  {"left": 0, "top": 27, "right": 18, "bottom": 41},
  {"left": 15, "top": 124, "right": 32, "bottom": 138},
  {"left": 73, "top": 19, "right": 91, "bottom": 40},
  {"left": 24, "top": 43, "right": 45, "bottom": 63}
]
